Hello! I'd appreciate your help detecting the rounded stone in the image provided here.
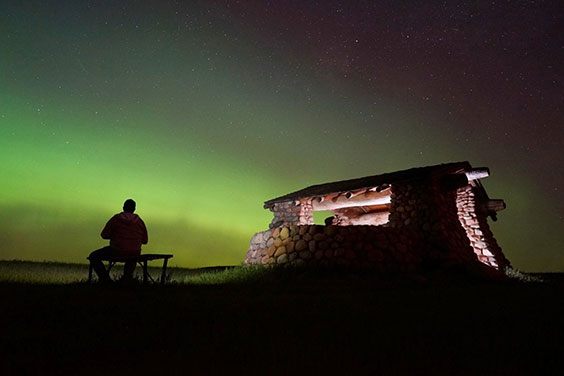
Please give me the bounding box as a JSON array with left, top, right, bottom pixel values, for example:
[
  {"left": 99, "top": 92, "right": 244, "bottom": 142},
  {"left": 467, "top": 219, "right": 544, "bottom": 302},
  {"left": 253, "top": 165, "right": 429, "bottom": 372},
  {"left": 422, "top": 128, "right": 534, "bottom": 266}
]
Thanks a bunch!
[
  {"left": 276, "top": 254, "right": 289, "bottom": 264},
  {"left": 308, "top": 240, "right": 316, "bottom": 252},
  {"left": 280, "top": 227, "right": 290, "bottom": 240},
  {"left": 299, "top": 251, "right": 313, "bottom": 259},
  {"left": 313, "top": 233, "right": 326, "bottom": 241},
  {"left": 274, "top": 246, "right": 287, "bottom": 257},
  {"left": 290, "top": 225, "right": 298, "bottom": 237},
  {"left": 318, "top": 240, "right": 329, "bottom": 250},
  {"left": 286, "top": 241, "right": 295, "bottom": 253},
  {"left": 271, "top": 228, "right": 281, "bottom": 238},
  {"left": 267, "top": 245, "right": 277, "bottom": 257},
  {"left": 299, "top": 226, "right": 309, "bottom": 235},
  {"left": 252, "top": 233, "right": 263, "bottom": 244},
  {"left": 266, "top": 238, "right": 275, "bottom": 247},
  {"left": 274, "top": 238, "right": 283, "bottom": 247},
  {"left": 324, "top": 225, "right": 337, "bottom": 236},
  {"left": 303, "top": 233, "right": 313, "bottom": 241},
  {"left": 295, "top": 239, "right": 308, "bottom": 251}
]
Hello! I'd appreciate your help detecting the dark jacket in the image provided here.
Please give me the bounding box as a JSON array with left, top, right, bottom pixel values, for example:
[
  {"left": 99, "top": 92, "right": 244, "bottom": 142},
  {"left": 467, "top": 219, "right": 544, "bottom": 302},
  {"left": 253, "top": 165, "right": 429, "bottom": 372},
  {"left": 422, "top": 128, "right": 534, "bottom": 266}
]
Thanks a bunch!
[{"left": 101, "top": 212, "right": 148, "bottom": 253}]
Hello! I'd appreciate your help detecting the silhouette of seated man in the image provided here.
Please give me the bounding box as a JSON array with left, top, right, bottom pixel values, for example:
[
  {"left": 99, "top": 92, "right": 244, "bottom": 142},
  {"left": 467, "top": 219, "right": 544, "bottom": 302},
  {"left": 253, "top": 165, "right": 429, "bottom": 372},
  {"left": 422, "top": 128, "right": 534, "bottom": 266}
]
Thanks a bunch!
[{"left": 89, "top": 199, "right": 148, "bottom": 282}]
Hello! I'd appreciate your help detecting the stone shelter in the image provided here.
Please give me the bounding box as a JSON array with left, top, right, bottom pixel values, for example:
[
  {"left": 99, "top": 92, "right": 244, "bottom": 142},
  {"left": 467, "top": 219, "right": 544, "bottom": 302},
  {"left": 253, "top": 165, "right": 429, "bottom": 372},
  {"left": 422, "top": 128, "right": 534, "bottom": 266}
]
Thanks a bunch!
[{"left": 244, "top": 162, "right": 511, "bottom": 272}]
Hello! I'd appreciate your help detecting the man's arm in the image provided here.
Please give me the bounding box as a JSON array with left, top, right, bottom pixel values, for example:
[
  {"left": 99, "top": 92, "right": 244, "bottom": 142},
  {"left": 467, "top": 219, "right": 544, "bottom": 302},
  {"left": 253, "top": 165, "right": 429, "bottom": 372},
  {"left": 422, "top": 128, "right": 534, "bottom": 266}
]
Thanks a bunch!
[
  {"left": 140, "top": 218, "right": 148, "bottom": 245},
  {"left": 100, "top": 216, "right": 115, "bottom": 239}
]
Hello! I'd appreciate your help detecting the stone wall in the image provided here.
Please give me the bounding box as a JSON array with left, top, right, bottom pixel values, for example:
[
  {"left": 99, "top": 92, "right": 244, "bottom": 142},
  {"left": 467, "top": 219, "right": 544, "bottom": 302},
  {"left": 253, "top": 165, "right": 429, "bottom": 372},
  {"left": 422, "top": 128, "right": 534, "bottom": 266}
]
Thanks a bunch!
[
  {"left": 456, "top": 185, "right": 510, "bottom": 270},
  {"left": 256, "top": 178, "right": 510, "bottom": 271},
  {"left": 245, "top": 224, "right": 424, "bottom": 271},
  {"left": 388, "top": 181, "right": 477, "bottom": 266},
  {"left": 268, "top": 201, "right": 313, "bottom": 229}
]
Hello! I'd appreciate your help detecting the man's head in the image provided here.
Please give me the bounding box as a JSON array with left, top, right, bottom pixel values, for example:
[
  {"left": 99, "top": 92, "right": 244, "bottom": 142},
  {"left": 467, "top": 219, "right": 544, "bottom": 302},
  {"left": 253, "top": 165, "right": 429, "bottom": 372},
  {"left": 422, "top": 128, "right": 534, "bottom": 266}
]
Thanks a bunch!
[{"left": 123, "top": 199, "right": 136, "bottom": 213}]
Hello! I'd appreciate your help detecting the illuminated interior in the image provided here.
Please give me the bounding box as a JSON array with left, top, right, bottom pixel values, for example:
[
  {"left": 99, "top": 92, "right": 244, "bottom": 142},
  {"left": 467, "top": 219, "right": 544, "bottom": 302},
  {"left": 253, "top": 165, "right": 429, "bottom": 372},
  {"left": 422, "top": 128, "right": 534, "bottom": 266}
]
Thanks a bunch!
[{"left": 310, "top": 186, "right": 392, "bottom": 226}]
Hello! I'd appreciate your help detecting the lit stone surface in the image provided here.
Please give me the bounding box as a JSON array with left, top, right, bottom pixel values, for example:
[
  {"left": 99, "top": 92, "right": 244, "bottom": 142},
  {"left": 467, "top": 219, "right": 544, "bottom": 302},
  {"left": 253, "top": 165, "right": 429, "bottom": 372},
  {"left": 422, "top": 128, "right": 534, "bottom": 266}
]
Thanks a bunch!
[
  {"left": 456, "top": 185, "right": 510, "bottom": 270},
  {"left": 245, "top": 224, "right": 424, "bottom": 269}
]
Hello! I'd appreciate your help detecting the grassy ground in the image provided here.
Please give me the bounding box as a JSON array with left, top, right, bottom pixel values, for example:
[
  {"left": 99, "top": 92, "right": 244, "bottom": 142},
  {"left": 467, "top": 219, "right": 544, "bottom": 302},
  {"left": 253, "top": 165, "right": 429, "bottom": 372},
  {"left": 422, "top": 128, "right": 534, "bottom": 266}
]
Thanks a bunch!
[
  {"left": 1, "top": 260, "right": 563, "bottom": 375},
  {"left": 0, "top": 259, "right": 234, "bottom": 284}
]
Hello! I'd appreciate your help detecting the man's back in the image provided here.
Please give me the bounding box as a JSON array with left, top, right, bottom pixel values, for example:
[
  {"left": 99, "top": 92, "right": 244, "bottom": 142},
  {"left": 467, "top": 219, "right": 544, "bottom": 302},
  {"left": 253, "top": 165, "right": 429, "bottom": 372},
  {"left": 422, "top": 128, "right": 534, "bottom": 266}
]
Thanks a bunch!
[{"left": 101, "top": 212, "right": 148, "bottom": 253}]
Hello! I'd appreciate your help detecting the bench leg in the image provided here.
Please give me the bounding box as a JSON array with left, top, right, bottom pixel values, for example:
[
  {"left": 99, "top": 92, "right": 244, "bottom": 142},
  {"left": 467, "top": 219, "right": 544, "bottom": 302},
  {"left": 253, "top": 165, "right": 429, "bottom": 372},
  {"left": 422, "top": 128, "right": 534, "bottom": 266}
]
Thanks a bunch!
[
  {"left": 88, "top": 261, "right": 93, "bottom": 283},
  {"left": 107, "top": 262, "right": 115, "bottom": 281},
  {"left": 161, "top": 258, "right": 169, "bottom": 285},
  {"left": 143, "top": 260, "right": 148, "bottom": 284}
]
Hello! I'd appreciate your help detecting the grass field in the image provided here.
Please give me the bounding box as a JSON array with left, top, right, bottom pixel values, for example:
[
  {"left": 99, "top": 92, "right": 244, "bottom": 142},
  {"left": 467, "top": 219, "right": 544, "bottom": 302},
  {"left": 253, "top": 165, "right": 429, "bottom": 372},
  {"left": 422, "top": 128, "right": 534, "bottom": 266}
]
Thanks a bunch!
[
  {"left": 0, "top": 259, "right": 236, "bottom": 284},
  {"left": 1, "top": 260, "right": 563, "bottom": 375}
]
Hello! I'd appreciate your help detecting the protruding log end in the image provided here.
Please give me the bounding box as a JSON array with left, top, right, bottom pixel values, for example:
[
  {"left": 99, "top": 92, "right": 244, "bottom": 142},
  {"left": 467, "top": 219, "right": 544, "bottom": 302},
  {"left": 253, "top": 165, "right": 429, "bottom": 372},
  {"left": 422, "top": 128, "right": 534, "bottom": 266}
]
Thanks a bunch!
[
  {"left": 465, "top": 167, "right": 490, "bottom": 180},
  {"left": 485, "top": 199, "right": 506, "bottom": 212},
  {"left": 376, "top": 184, "right": 390, "bottom": 192}
]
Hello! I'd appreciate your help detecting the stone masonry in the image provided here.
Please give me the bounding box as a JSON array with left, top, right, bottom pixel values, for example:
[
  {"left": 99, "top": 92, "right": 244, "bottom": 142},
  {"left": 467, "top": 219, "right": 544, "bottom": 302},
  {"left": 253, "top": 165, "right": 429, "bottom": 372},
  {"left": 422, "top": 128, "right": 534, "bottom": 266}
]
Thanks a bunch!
[
  {"left": 249, "top": 163, "right": 511, "bottom": 272},
  {"left": 269, "top": 201, "right": 313, "bottom": 229},
  {"left": 388, "top": 181, "right": 478, "bottom": 266},
  {"left": 245, "top": 224, "right": 423, "bottom": 272},
  {"left": 456, "top": 185, "right": 510, "bottom": 269}
]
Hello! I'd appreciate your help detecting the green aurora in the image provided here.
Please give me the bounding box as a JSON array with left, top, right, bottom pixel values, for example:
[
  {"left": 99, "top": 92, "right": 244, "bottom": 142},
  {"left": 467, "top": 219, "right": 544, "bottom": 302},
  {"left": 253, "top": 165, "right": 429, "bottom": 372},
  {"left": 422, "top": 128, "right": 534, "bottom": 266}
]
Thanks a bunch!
[{"left": 1, "top": 1, "right": 562, "bottom": 270}]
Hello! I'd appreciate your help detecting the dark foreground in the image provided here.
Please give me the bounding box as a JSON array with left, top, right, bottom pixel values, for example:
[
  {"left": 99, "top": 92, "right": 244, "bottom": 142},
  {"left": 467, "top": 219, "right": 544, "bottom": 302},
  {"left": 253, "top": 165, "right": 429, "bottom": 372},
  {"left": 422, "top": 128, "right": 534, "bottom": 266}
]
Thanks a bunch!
[{"left": 1, "top": 271, "right": 563, "bottom": 375}]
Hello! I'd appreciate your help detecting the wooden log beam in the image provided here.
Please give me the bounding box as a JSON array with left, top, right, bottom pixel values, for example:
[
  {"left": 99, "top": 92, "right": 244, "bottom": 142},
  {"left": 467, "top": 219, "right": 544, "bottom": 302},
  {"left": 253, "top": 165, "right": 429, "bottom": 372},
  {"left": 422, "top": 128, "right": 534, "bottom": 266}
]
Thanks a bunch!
[
  {"left": 347, "top": 211, "right": 390, "bottom": 226},
  {"left": 465, "top": 167, "right": 490, "bottom": 180},
  {"left": 376, "top": 184, "right": 390, "bottom": 192},
  {"left": 312, "top": 189, "right": 391, "bottom": 211},
  {"left": 484, "top": 199, "right": 506, "bottom": 212},
  {"left": 345, "top": 189, "right": 366, "bottom": 199}
]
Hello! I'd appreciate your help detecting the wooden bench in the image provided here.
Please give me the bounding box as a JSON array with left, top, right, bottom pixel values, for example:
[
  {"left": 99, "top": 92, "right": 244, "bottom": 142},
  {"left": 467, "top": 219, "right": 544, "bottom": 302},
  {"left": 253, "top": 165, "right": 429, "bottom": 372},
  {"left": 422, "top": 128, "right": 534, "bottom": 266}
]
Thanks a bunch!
[{"left": 87, "top": 253, "right": 174, "bottom": 284}]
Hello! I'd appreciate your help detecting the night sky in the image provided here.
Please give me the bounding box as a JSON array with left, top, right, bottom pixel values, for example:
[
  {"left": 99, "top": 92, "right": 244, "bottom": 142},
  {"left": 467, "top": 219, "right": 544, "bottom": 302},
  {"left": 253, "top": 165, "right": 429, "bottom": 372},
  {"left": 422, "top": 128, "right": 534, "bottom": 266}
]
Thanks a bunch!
[{"left": 1, "top": 1, "right": 562, "bottom": 271}]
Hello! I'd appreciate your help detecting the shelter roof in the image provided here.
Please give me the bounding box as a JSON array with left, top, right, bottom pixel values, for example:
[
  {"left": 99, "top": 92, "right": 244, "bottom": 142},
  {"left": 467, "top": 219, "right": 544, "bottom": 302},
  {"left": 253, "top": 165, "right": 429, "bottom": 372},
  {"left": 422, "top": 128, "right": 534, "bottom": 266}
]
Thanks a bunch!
[{"left": 264, "top": 162, "right": 472, "bottom": 207}]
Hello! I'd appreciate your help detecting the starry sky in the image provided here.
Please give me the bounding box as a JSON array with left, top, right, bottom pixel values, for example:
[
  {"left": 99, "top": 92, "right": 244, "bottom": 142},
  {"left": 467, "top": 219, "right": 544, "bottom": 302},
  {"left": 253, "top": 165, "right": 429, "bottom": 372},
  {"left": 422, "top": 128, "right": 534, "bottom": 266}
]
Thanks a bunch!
[{"left": 1, "top": 0, "right": 562, "bottom": 271}]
